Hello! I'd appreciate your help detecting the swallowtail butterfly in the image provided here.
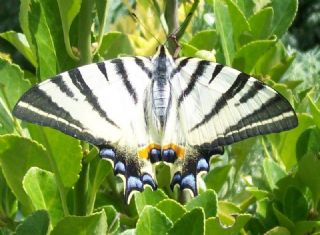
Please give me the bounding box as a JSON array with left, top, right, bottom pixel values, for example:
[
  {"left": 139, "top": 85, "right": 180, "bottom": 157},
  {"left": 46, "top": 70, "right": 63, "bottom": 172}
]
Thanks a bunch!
[{"left": 13, "top": 45, "right": 298, "bottom": 203}]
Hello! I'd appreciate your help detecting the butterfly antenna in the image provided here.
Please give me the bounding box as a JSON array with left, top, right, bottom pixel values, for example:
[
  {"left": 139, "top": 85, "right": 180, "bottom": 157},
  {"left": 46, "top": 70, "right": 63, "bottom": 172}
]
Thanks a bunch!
[{"left": 129, "top": 12, "right": 161, "bottom": 46}]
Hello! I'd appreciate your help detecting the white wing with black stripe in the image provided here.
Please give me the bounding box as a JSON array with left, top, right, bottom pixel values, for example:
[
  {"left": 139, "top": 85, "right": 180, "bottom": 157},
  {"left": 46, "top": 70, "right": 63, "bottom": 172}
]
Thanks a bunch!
[
  {"left": 170, "top": 57, "right": 297, "bottom": 148},
  {"left": 13, "top": 56, "right": 153, "bottom": 148},
  {"left": 13, "top": 45, "right": 298, "bottom": 203}
]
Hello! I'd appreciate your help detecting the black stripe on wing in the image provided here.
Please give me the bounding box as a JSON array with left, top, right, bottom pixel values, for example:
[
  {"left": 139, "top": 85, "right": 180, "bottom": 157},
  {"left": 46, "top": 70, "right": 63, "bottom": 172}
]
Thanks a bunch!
[
  {"left": 134, "top": 57, "right": 152, "bottom": 78},
  {"left": 68, "top": 68, "right": 118, "bottom": 128},
  {"left": 111, "top": 59, "right": 138, "bottom": 104},
  {"left": 177, "top": 60, "right": 210, "bottom": 107},
  {"left": 96, "top": 62, "right": 108, "bottom": 81},
  {"left": 191, "top": 72, "right": 250, "bottom": 131},
  {"left": 12, "top": 86, "right": 104, "bottom": 145},
  {"left": 208, "top": 64, "right": 224, "bottom": 84},
  {"left": 170, "top": 57, "right": 191, "bottom": 79},
  {"left": 51, "top": 75, "right": 75, "bottom": 98}
]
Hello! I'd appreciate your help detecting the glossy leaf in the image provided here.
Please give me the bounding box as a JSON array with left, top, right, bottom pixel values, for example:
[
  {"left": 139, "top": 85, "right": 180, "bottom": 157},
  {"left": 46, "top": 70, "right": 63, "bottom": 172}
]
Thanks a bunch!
[
  {"left": 269, "top": 113, "right": 314, "bottom": 170},
  {"left": 0, "top": 31, "right": 36, "bottom": 66},
  {"left": 214, "top": 0, "right": 236, "bottom": 65},
  {"left": 136, "top": 206, "right": 172, "bottom": 235},
  {"left": 27, "top": 0, "right": 58, "bottom": 80},
  {"left": 265, "top": 226, "right": 290, "bottom": 235},
  {"left": 99, "top": 205, "right": 120, "bottom": 234},
  {"left": 33, "top": 128, "right": 82, "bottom": 188},
  {"left": 186, "top": 190, "right": 217, "bottom": 218},
  {"left": 156, "top": 199, "right": 186, "bottom": 223},
  {"left": 263, "top": 157, "right": 287, "bottom": 190},
  {"left": 232, "top": 38, "right": 276, "bottom": 73},
  {"left": 135, "top": 188, "right": 168, "bottom": 214},
  {"left": 168, "top": 208, "right": 204, "bottom": 235},
  {"left": 205, "top": 164, "right": 231, "bottom": 193},
  {"left": 51, "top": 211, "right": 107, "bottom": 235},
  {"left": 98, "top": 32, "right": 134, "bottom": 59},
  {"left": 269, "top": 0, "right": 298, "bottom": 38},
  {"left": 248, "top": 7, "right": 274, "bottom": 39},
  {"left": 0, "top": 135, "right": 51, "bottom": 209},
  {"left": 205, "top": 214, "right": 251, "bottom": 235},
  {"left": 0, "top": 59, "right": 30, "bottom": 134},
  {"left": 283, "top": 186, "right": 308, "bottom": 222},
  {"left": 188, "top": 30, "right": 219, "bottom": 51},
  {"left": 298, "top": 153, "right": 320, "bottom": 203},
  {"left": 15, "top": 210, "right": 49, "bottom": 235},
  {"left": 23, "top": 167, "right": 64, "bottom": 226}
]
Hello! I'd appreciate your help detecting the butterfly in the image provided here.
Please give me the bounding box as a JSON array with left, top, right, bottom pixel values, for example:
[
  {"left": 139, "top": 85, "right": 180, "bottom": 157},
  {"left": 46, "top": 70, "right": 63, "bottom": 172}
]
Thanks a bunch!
[{"left": 13, "top": 45, "right": 298, "bottom": 203}]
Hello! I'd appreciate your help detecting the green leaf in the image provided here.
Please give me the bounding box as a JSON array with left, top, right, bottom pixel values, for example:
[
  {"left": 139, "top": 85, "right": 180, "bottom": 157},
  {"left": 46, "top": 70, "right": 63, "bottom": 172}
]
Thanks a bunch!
[
  {"left": 308, "top": 95, "right": 320, "bottom": 130},
  {"left": 135, "top": 188, "right": 168, "bottom": 214},
  {"left": 51, "top": 211, "right": 107, "bottom": 235},
  {"left": 269, "top": 113, "right": 314, "bottom": 170},
  {"left": 204, "top": 164, "right": 231, "bottom": 193},
  {"left": 0, "top": 59, "right": 30, "bottom": 113},
  {"left": 235, "top": 0, "right": 255, "bottom": 18},
  {"left": 56, "top": 0, "right": 82, "bottom": 60},
  {"left": 233, "top": 38, "right": 276, "bottom": 73},
  {"left": 15, "top": 210, "right": 49, "bottom": 235},
  {"left": 186, "top": 190, "right": 217, "bottom": 218},
  {"left": 0, "top": 135, "right": 51, "bottom": 209},
  {"left": 0, "top": 170, "right": 17, "bottom": 219},
  {"left": 297, "top": 153, "right": 320, "bottom": 203},
  {"left": 214, "top": 0, "right": 252, "bottom": 65},
  {"left": 28, "top": 0, "right": 58, "bottom": 80},
  {"left": 168, "top": 208, "right": 204, "bottom": 235},
  {"left": 248, "top": 7, "right": 274, "bottom": 39},
  {"left": 265, "top": 226, "right": 291, "bottom": 235},
  {"left": 188, "top": 30, "right": 219, "bottom": 51},
  {"left": 0, "top": 59, "right": 30, "bottom": 134},
  {"left": 296, "top": 127, "right": 320, "bottom": 161},
  {"left": 23, "top": 167, "right": 64, "bottom": 226},
  {"left": 98, "top": 32, "right": 134, "bottom": 59},
  {"left": 294, "top": 221, "right": 320, "bottom": 235},
  {"left": 214, "top": 0, "right": 236, "bottom": 65},
  {"left": 156, "top": 199, "right": 186, "bottom": 223},
  {"left": 33, "top": 128, "right": 82, "bottom": 188},
  {"left": 253, "top": 41, "right": 295, "bottom": 81},
  {"left": 19, "top": 0, "right": 36, "bottom": 59},
  {"left": 0, "top": 31, "right": 36, "bottom": 66},
  {"left": 99, "top": 206, "right": 119, "bottom": 234},
  {"left": 180, "top": 42, "right": 198, "bottom": 57},
  {"left": 36, "top": 0, "right": 77, "bottom": 71},
  {"left": 88, "top": 157, "right": 112, "bottom": 212},
  {"left": 283, "top": 186, "right": 308, "bottom": 222},
  {"left": 136, "top": 206, "right": 172, "bottom": 235},
  {"left": 269, "top": 0, "right": 298, "bottom": 38},
  {"left": 273, "top": 204, "right": 295, "bottom": 231},
  {"left": 217, "top": 201, "right": 242, "bottom": 226},
  {"left": 263, "top": 157, "right": 287, "bottom": 190},
  {"left": 205, "top": 214, "right": 251, "bottom": 235}
]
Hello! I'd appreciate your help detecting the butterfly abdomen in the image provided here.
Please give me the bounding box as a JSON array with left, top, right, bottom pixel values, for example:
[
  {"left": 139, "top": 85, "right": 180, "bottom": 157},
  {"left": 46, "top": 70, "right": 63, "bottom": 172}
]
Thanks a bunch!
[
  {"left": 151, "top": 45, "right": 174, "bottom": 129},
  {"left": 152, "top": 80, "right": 171, "bottom": 127}
]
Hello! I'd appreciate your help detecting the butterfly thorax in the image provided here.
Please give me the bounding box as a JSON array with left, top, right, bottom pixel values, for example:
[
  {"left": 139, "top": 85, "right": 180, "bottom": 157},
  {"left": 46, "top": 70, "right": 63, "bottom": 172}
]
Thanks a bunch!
[{"left": 151, "top": 46, "right": 174, "bottom": 130}]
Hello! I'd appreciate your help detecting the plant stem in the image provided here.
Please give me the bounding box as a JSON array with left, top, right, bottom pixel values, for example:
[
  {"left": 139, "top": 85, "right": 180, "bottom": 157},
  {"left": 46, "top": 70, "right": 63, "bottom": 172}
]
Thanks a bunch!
[
  {"left": 78, "top": 0, "right": 94, "bottom": 65},
  {"left": 165, "top": 0, "right": 178, "bottom": 54},
  {"left": 74, "top": 0, "right": 94, "bottom": 215}
]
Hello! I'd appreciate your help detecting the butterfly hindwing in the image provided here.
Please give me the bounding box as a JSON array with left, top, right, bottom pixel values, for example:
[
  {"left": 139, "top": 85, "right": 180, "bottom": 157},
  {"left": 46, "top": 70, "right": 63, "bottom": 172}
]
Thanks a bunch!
[
  {"left": 13, "top": 46, "right": 298, "bottom": 203},
  {"left": 168, "top": 57, "right": 297, "bottom": 196}
]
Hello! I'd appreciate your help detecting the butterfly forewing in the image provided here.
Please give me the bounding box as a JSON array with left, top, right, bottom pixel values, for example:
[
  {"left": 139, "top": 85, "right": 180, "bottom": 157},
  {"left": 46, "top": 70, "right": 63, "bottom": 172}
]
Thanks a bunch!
[
  {"left": 13, "top": 45, "right": 298, "bottom": 203},
  {"left": 170, "top": 57, "right": 298, "bottom": 148}
]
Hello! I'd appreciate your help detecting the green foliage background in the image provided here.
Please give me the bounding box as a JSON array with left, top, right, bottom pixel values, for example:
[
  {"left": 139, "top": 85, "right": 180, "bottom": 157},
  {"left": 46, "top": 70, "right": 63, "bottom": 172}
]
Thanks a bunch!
[{"left": 0, "top": 0, "right": 320, "bottom": 234}]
